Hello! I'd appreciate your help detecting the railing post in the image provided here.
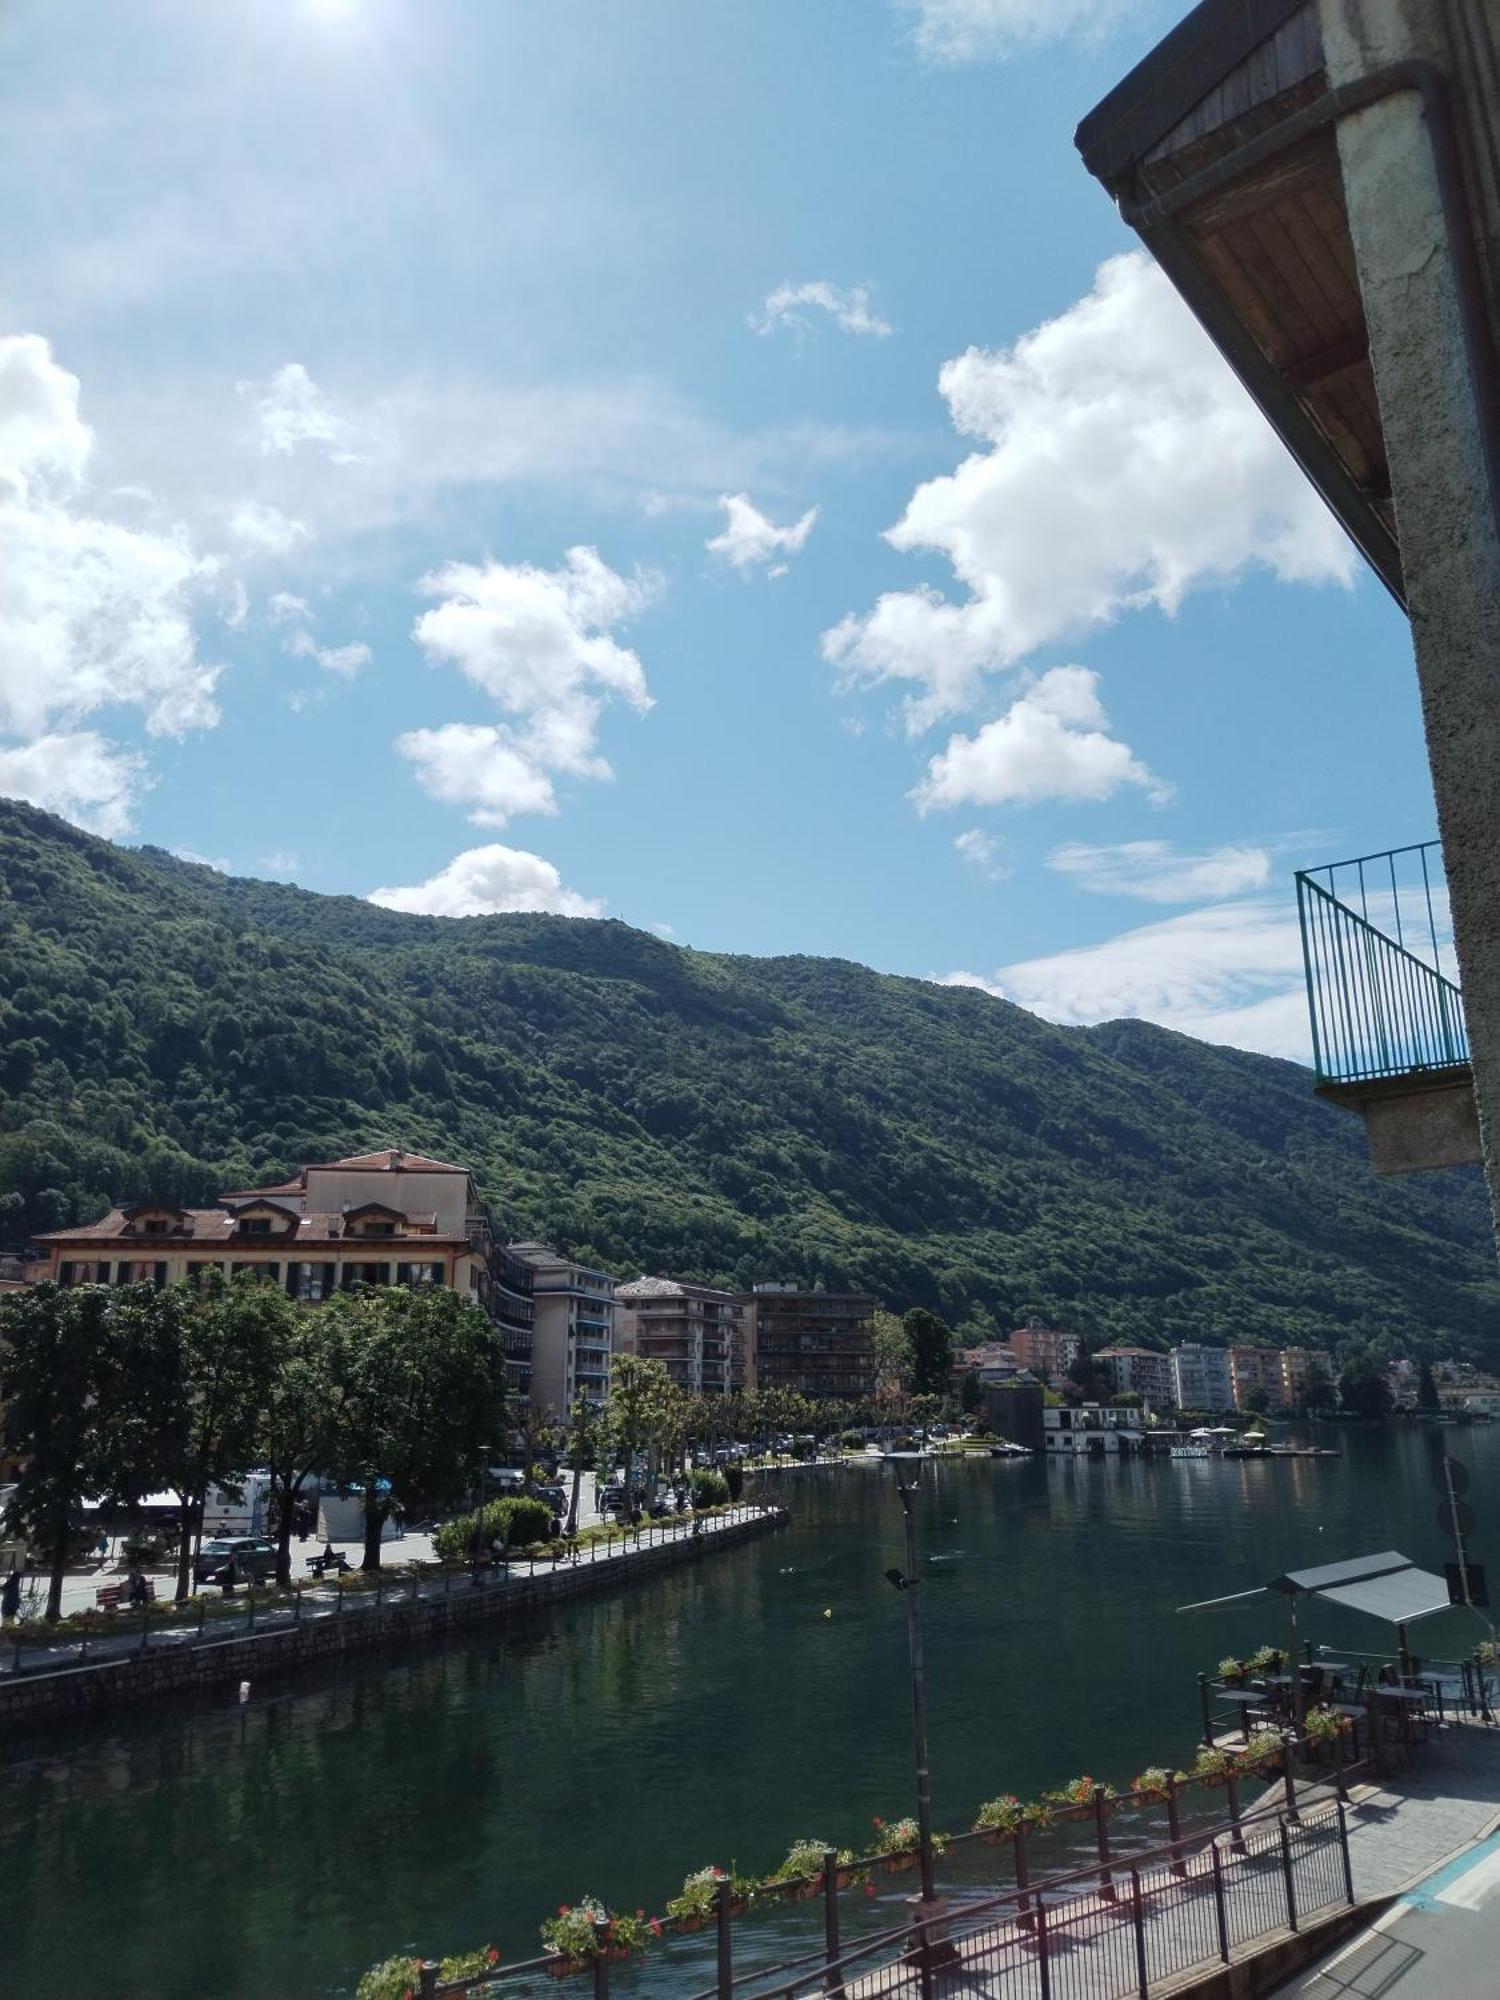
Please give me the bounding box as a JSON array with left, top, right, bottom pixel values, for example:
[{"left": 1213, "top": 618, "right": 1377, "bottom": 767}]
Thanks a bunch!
[
  {"left": 1094, "top": 1784, "right": 1115, "bottom": 1900},
  {"left": 1279, "top": 1820, "right": 1299, "bottom": 1933},
  {"left": 822, "top": 1848, "right": 843, "bottom": 2000},
  {"left": 1166, "top": 1773, "right": 1185, "bottom": 1878},
  {"left": 1224, "top": 1765, "right": 1245, "bottom": 1851},
  {"left": 1282, "top": 1733, "right": 1300, "bottom": 1825},
  {"left": 1210, "top": 1841, "right": 1230, "bottom": 1964},
  {"left": 418, "top": 1961, "right": 438, "bottom": 1998},
  {"left": 715, "top": 1871, "right": 733, "bottom": 1999},
  {"left": 1130, "top": 1868, "right": 1149, "bottom": 1998},
  {"left": 247, "top": 1587, "right": 256, "bottom": 1632},
  {"left": 1198, "top": 1673, "right": 1214, "bottom": 1747},
  {"left": 1337, "top": 1800, "right": 1355, "bottom": 1907},
  {"left": 1015, "top": 1824, "right": 1033, "bottom": 1929},
  {"left": 1035, "top": 1894, "right": 1052, "bottom": 2000},
  {"left": 593, "top": 1939, "right": 610, "bottom": 2000}
]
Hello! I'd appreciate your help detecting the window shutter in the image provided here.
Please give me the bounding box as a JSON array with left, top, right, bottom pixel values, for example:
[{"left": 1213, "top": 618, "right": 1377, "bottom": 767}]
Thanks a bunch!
[{"left": 154, "top": 1262, "right": 167, "bottom": 1287}]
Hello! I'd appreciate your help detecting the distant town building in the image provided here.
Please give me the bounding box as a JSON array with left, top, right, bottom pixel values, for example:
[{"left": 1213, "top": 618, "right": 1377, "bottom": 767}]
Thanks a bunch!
[
  {"left": 1094, "top": 1345, "right": 1173, "bottom": 1406},
  {"left": 615, "top": 1276, "right": 738, "bottom": 1396},
  {"left": 1006, "top": 1325, "right": 1081, "bottom": 1380},
  {"left": 1170, "top": 1344, "right": 1233, "bottom": 1412},
  {"left": 1228, "top": 1346, "right": 1285, "bottom": 1410},
  {"left": 510, "top": 1244, "right": 615, "bottom": 1417},
  {"left": 1043, "top": 1403, "right": 1148, "bottom": 1455},
  {"left": 1278, "top": 1348, "right": 1331, "bottom": 1407},
  {"left": 740, "top": 1285, "right": 876, "bottom": 1401},
  {"left": 29, "top": 1146, "right": 536, "bottom": 1396},
  {"left": 983, "top": 1377, "right": 1044, "bottom": 1451},
  {"left": 953, "top": 1341, "right": 1023, "bottom": 1387}
]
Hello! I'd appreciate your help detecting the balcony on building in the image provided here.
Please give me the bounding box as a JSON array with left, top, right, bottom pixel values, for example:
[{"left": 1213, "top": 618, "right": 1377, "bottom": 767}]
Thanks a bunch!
[{"left": 1297, "top": 841, "right": 1478, "bottom": 1174}]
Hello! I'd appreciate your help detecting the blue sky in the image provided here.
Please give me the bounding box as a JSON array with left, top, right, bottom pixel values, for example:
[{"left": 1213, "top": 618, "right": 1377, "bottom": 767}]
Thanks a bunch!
[{"left": 0, "top": 0, "right": 1438, "bottom": 1058}]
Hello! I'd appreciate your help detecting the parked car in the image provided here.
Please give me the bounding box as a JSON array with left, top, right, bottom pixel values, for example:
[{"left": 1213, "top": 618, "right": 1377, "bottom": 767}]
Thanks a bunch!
[{"left": 194, "top": 1536, "right": 277, "bottom": 1586}]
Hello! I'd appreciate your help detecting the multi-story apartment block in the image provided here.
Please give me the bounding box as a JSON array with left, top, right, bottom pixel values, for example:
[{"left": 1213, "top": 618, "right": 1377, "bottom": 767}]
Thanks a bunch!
[
  {"left": 1228, "top": 1346, "right": 1285, "bottom": 1411},
  {"left": 29, "top": 1147, "right": 538, "bottom": 1398},
  {"left": 614, "top": 1276, "right": 738, "bottom": 1396},
  {"left": 1170, "top": 1344, "right": 1234, "bottom": 1413},
  {"left": 1278, "top": 1348, "right": 1330, "bottom": 1407},
  {"left": 1006, "top": 1325, "right": 1081, "bottom": 1381},
  {"left": 740, "top": 1285, "right": 876, "bottom": 1402},
  {"left": 1095, "top": 1345, "right": 1174, "bottom": 1406},
  {"left": 510, "top": 1244, "right": 615, "bottom": 1416}
]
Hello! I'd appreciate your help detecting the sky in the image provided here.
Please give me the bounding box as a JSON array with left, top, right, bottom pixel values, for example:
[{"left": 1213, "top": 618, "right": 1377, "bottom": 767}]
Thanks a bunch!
[{"left": 0, "top": 0, "right": 1442, "bottom": 1062}]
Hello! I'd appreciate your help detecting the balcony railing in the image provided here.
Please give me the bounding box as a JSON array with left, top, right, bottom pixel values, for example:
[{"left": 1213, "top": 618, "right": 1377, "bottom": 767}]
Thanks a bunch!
[{"left": 1295, "top": 840, "right": 1468, "bottom": 1086}]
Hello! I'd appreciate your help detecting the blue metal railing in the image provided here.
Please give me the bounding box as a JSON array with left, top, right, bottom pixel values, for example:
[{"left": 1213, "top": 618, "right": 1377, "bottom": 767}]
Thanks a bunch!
[{"left": 1295, "top": 840, "right": 1468, "bottom": 1085}]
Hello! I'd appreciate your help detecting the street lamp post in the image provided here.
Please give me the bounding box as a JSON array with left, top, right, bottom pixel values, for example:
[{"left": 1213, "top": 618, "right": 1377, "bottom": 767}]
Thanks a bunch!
[{"left": 885, "top": 1452, "right": 938, "bottom": 1909}]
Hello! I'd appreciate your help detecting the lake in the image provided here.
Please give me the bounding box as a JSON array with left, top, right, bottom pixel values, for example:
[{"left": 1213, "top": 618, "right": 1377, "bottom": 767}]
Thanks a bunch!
[{"left": 2, "top": 1424, "right": 1494, "bottom": 1997}]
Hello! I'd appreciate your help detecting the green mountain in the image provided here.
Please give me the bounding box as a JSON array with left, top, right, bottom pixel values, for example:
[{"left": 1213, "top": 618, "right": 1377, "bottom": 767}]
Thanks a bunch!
[{"left": 1, "top": 799, "right": 1496, "bottom": 1359}]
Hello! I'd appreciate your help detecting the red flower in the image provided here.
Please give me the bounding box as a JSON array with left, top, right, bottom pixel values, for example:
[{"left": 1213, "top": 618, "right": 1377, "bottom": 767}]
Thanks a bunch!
[
  {"left": 871, "top": 1816, "right": 884, "bottom": 1829},
  {"left": 649, "top": 1920, "right": 662, "bottom": 1939},
  {"left": 485, "top": 1947, "right": 500, "bottom": 1966},
  {"left": 864, "top": 1883, "right": 876, "bottom": 1899},
  {"left": 559, "top": 1904, "right": 570, "bottom": 1916}
]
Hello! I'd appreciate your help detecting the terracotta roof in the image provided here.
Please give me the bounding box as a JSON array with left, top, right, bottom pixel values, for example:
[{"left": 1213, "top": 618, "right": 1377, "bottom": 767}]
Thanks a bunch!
[
  {"left": 311, "top": 1148, "right": 469, "bottom": 1174},
  {"left": 34, "top": 1208, "right": 468, "bottom": 1247}
]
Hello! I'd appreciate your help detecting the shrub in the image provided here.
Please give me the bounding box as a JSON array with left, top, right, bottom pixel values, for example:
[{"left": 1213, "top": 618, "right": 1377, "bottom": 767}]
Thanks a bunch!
[
  {"left": 691, "top": 1468, "right": 730, "bottom": 1508},
  {"left": 433, "top": 1495, "right": 555, "bottom": 1562}
]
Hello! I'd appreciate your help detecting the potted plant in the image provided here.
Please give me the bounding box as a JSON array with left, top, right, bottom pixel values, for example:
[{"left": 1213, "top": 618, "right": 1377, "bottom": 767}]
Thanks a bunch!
[
  {"left": 356, "top": 1956, "right": 422, "bottom": 2000},
  {"left": 767, "top": 1838, "right": 842, "bottom": 1900},
  {"left": 1216, "top": 1655, "right": 1249, "bottom": 1685},
  {"left": 1235, "top": 1734, "right": 1284, "bottom": 1775},
  {"left": 604, "top": 1912, "right": 652, "bottom": 1961},
  {"left": 1246, "top": 1645, "right": 1289, "bottom": 1674},
  {"left": 1302, "top": 1704, "right": 1351, "bottom": 1747},
  {"left": 1129, "top": 1766, "right": 1181, "bottom": 1802},
  {"left": 1041, "top": 1776, "right": 1116, "bottom": 1822},
  {"left": 666, "top": 1867, "right": 727, "bottom": 1933},
  {"left": 1191, "top": 1745, "right": 1232, "bottom": 1787},
  {"left": 540, "top": 1898, "right": 609, "bottom": 1975},
  {"left": 972, "top": 1794, "right": 1029, "bottom": 1842},
  {"left": 870, "top": 1816, "right": 946, "bottom": 1872}
]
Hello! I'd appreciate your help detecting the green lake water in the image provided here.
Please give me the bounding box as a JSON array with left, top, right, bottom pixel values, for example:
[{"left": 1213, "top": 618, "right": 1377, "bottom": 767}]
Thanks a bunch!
[{"left": 3, "top": 1425, "right": 1496, "bottom": 1998}]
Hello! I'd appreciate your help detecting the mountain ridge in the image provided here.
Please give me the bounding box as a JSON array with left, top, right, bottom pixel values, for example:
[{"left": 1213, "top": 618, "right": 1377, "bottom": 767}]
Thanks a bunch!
[{"left": 2, "top": 799, "right": 1495, "bottom": 1359}]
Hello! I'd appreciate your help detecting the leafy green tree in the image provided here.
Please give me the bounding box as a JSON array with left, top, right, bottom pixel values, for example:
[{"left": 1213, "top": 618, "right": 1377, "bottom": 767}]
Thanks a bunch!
[
  {"left": 1417, "top": 1360, "right": 1440, "bottom": 1412},
  {"left": 1340, "top": 1349, "right": 1395, "bottom": 1421},
  {"left": 870, "top": 1309, "right": 910, "bottom": 1404},
  {"left": 1242, "top": 1385, "right": 1271, "bottom": 1417},
  {"left": 261, "top": 1304, "right": 344, "bottom": 1586},
  {"left": 958, "top": 1369, "right": 984, "bottom": 1416},
  {"left": 603, "top": 1354, "right": 680, "bottom": 1513},
  {"left": 903, "top": 1307, "right": 954, "bottom": 1397},
  {"left": 1302, "top": 1363, "right": 1337, "bottom": 1417},
  {"left": 322, "top": 1284, "right": 507, "bottom": 1570},
  {"left": 563, "top": 1392, "right": 601, "bottom": 1536},
  {"left": 0, "top": 1284, "right": 152, "bottom": 1619}
]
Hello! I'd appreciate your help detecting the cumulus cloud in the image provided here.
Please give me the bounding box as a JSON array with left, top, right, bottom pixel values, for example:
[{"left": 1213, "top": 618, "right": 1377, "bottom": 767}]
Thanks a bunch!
[
  {"left": 824, "top": 253, "right": 1355, "bottom": 732},
  {"left": 285, "top": 628, "right": 371, "bottom": 678},
  {"left": 707, "top": 492, "right": 818, "bottom": 575},
  {"left": 954, "top": 828, "right": 1012, "bottom": 880},
  {"left": 405, "top": 545, "right": 655, "bottom": 825},
  {"left": 906, "top": 0, "right": 1145, "bottom": 62},
  {"left": 936, "top": 898, "right": 1312, "bottom": 1059},
  {"left": 913, "top": 666, "right": 1167, "bottom": 812},
  {"left": 228, "top": 500, "right": 310, "bottom": 555},
  {"left": 261, "top": 850, "right": 299, "bottom": 877},
  {"left": 0, "top": 731, "right": 146, "bottom": 838},
  {"left": 1048, "top": 839, "right": 1272, "bottom": 902},
  {"left": 0, "top": 333, "right": 221, "bottom": 834},
  {"left": 267, "top": 590, "right": 312, "bottom": 625},
  {"left": 368, "top": 842, "right": 604, "bottom": 919},
  {"left": 752, "top": 281, "right": 892, "bottom": 339},
  {"left": 246, "top": 361, "right": 364, "bottom": 461}
]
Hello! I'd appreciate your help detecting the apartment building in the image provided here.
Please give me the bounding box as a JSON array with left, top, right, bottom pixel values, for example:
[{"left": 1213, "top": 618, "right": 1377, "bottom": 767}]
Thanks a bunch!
[
  {"left": 740, "top": 1285, "right": 876, "bottom": 1402},
  {"left": 1170, "top": 1344, "right": 1234, "bottom": 1413},
  {"left": 1006, "top": 1325, "right": 1081, "bottom": 1380},
  {"left": 1228, "top": 1347, "right": 1285, "bottom": 1411},
  {"left": 1095, "top": 1345, "right": 1173, "bottom": 1406},
  {"left": 614, "top": 1276, "right": 738, "bottom": 1396},
  {"left": 1279, "top": 1348, "right": 1331, "bottom": 1406},
  {"left": 953, "top": 1341, "right": 1024, "bottom": 1388},
  {"left": 29, "top": 1146, "right": 538, "bottom": 1397},
  {"left": 510, "top": 1243, "right": 615, "bottom": 1416}
]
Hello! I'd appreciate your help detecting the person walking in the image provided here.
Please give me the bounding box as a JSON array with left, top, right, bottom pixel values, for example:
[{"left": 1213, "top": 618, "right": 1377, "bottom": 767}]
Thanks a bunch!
[{"left": 1, "top": 1568, "right": 20, "bottom": 1623}]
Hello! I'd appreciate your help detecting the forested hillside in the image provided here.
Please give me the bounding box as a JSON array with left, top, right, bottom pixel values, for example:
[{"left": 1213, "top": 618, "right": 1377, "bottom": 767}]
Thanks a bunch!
[{"left": 1, "top": 800, "right": 1495, "bottom": 1359}]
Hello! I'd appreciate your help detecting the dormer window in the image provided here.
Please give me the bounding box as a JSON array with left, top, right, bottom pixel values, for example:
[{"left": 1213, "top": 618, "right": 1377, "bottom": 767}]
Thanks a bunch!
[
  {"left": 239, "top": 1218, "right": 273, "bottom": 1237},
  {"left": 362, "top": 1221, "right": 396, "bottom": 1237},
  {"left": 141, "top": 1218, "right": 169, "bottom": 1236}
]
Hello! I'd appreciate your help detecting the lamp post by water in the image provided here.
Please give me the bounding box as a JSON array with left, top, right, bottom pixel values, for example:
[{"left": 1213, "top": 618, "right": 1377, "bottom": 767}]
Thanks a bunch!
[{"left": 884, "top": 1451, "right": 939, "bottom": 1909}]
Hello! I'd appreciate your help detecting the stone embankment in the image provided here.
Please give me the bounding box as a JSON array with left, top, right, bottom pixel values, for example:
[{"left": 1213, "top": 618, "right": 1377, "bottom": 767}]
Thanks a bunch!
[{"left": 0, "top": 1506, "right": 787, "bottom": 1729}]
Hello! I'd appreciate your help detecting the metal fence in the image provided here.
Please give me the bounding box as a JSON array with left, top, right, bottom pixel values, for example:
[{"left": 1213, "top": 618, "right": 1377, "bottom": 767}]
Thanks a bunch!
[{"left": 1295, "top": 841, "right": 1467, "bottom": 1085}]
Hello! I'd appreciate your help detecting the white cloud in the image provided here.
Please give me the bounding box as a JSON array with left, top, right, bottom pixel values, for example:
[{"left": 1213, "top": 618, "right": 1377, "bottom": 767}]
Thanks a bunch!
[
  {"left": 260, "top": 850, "right": 299, "bottom": 876},
  {"left": 394, "top": 723, "right": 558, "bottom": 828},
  {"left": 752, "top": 281, "right": 893, "bottom": 340},
  {"left": 914, "top": 666, "right": 1167, "bottom": 812},
  {"left": 824, "top": 253, "right": 1355, "bottom": 731},
  {"left": 368, "top": 842, "right": 604, "bottom": 919},
  {"left": 0, "top": 334, "right": 221, "bottom": 778},
  {"left": 954, "top": 828, "right": 1012, "bottom": 880},
  {"left": 285, "top": 628, "right": 371, "bottom": 678},
  {"left": 267, "top": 590, "right": 312, "bottom": 625},
  {"left": 228, "top": 500, "right": 310, "bottom": 555},
  {"left": 247, "top": 361, "right": 364, "bottom": 461},
  {"left": 651, "top": 920, "right": 676, "bottom": 938},
  {"left": 405, "top": 545, "right": 654, "bottom": 824},
  {"left": 222, "top": 578, "right": 249, "bottom": 629},
  {"left": 936, "top": 898, "right": 1312, "bottom": 1059},
  {"left": 1048, "top": 839, "right": 1272, "bottom": 902},
  {"left": 707, "top": 492, "right": 818, "bottom": 575},
  {"left": 906, "top": 0, "right": 1144, "bottom": 62},
  {"left": 0, "top": 730, "right": 146, "bottom": 838}
]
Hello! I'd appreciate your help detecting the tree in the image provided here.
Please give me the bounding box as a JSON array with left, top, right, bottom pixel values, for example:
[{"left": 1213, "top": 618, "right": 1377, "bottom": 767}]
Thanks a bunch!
[
  {"left": 903, "top": 1308, "right": 954, "bottom": 1398},
  {"left": 1340, "top": 1349, "right": 1395, "bottom": 1421},
  {"left": 0, "top": 1284, "right": 147, "bottom": 1619},
  {"left": 1241, "top": 1385, "right": 1271, "bottom": 1417},
  {"left": 870, "top": 1309, "right": 910, "bottom": 1407},
  {"left": 1417, "top": 1360, "right": 1440, "bottom": 1412},
  {"left": 323, "top": 1284, "right": 507, "bottom": 1570},
  {"left": 603, "top": 1354, "right": 680, "bottom": 1514},
  {"left": 958, "top": 1369, "right": 984, "bottom": 1416},
  {"left": 1301, "top": 1362, "right": 1337, "bottom": 1417},
  {"left": 564, "top": 1393, "right": 601, "bottom": 1536},
  {"left": 261, "top": 1304, "right": 343, "bottom": 1587}
]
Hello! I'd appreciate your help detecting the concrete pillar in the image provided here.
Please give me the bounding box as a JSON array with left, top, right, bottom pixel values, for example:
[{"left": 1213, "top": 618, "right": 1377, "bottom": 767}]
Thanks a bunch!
[{"left": 1321, "top": 0, "right": 1500, "bottom": 1248}]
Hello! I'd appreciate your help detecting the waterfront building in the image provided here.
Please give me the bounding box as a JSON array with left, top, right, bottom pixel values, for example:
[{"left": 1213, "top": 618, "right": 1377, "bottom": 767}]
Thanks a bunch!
[
  {"left": 1228, "top": 1346, "right": 1286, "bottom": 1410},
  {"left": 1170, "top": 1343, "right": 1233, "bottom": 1412},
  {"left": 739, "top": 1284, "right": 876, "bottom": 1401},
  {"left": 29, "top": 1147, "right": 538, "bottom": 1397},
  {"left": 982, "top": 1376, "right": 1044, "bottom": 1450},
  {"left": 510, "top": 1243, "right": 615, "bottom": 1416},
  {"left": 614, "top": 1276, "right": 737, "bottom": 1396},
  {"left": 1043, "top": 1403, "right": 1149, "bottom": 1455},
  {"left": 1279, "top": 1347, "right": 1331, "bottom": 1407},
  {"left": 1006, "top": 1324, "right": 1081, "bottom": 1381},
  {"left": 1095, "top": 1344, "right": 1173, "bottom": 1406}
]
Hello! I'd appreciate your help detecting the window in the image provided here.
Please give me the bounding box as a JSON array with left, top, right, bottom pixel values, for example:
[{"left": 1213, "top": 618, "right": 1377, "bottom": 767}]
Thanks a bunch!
[
  {"left": 239, "top": 1218, "right": 273, "bottom": 1237},
  {"left": 362, "top": 1221, "right": 396, "bottom": 1237},
  {"left": 142, "top": 1217, "right": 169, "bottom": 1236}
]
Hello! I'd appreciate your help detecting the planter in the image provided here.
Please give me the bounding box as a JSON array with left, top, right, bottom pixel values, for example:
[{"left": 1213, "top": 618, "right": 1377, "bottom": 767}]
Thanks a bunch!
[
  {"left": 671, "top": 1915, "right": 706, "bottom": 1935},
  {"left": 882, "top": 1852, "right": 918, "bottom": 1874},
  {"left": 726, "top": 1898, "right": 749, "bottom": 1918},
  {"left": 545, "top": 1953, "right": 586, "bottom": 1980},
  {"left": 834, "top": 1867, "right": 854, "bottom": 1891},
  {"left": 788, "top": 1879, "right": 822, "bottom": 1903}
]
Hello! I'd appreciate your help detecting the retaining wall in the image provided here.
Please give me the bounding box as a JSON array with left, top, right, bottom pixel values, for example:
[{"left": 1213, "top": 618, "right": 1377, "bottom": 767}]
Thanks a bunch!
[{"left": 0, "top": 1509, "right": 787, "bottom": 1729}]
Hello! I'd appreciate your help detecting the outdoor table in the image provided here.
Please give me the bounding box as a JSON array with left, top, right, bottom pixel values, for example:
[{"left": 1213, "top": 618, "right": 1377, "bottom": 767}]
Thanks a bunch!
[{"left": 1373, "top": 1686, "right": 1427, "bottom": 1703}]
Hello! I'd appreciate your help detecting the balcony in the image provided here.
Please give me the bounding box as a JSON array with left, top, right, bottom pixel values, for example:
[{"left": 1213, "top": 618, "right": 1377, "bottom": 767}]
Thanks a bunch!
[{"left": 1296, "top": 841, "right": 1479, "bottom": 1175}]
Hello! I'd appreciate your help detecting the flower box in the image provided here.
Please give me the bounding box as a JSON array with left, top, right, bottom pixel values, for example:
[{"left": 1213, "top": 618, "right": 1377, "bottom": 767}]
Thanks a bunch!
[{"left": 545, "top": 1952, "right": 585, "bottom": 1980}]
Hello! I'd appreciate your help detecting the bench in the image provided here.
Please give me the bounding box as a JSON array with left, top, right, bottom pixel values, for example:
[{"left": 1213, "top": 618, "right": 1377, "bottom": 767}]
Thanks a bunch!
[
  {"left": 95, "top": 1578, "right": 157, "bottom": 1611},
  {"left": 307, "top": 1552, "right": 351, "bottom": 1578}
]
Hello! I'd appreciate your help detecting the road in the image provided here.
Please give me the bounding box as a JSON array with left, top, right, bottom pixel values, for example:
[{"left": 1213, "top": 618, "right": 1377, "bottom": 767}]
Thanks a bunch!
[{"left": 1274, "top": 1827, "right": 1500, "bottom": 1998}]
